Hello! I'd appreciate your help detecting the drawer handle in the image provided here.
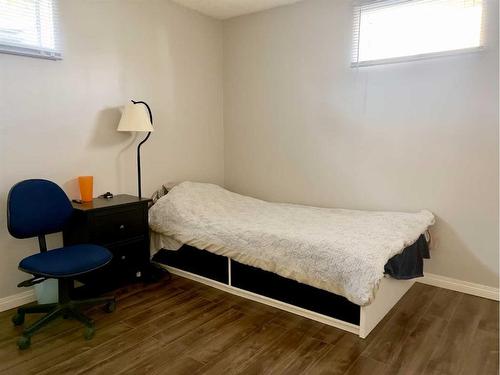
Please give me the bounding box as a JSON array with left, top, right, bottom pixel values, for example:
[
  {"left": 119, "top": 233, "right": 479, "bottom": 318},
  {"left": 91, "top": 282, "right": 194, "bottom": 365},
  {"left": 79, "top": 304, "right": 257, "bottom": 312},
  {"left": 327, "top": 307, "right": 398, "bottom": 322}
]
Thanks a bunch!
[{"left": 119, "top": 224, "right": 125, "bottom": 230}]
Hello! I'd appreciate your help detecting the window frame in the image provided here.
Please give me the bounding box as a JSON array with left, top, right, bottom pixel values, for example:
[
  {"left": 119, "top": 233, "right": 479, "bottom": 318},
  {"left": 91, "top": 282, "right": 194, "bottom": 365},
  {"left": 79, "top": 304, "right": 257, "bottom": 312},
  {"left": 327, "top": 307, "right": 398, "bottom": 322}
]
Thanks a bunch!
[
  {"left": 351, "top": 0, "right": 485, "bottom": 68},
  {"left": 0, "top": 0, "right": 62, "bottom": 60}
]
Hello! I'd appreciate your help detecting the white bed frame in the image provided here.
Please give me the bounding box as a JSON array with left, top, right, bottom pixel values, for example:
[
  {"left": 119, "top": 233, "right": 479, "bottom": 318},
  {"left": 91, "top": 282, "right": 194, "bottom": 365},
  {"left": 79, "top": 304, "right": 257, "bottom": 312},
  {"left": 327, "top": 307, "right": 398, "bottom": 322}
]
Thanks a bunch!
[{"left": 158, "top": 258, "right": 414, "bottom": 338}]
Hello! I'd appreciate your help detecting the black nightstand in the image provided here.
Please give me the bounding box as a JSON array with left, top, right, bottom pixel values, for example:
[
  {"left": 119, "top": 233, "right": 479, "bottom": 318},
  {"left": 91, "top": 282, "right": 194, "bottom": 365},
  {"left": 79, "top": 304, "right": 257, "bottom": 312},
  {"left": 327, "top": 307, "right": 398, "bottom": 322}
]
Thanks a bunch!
[{"left": 63, "top": 194, "right": 151, "bottom": 293}]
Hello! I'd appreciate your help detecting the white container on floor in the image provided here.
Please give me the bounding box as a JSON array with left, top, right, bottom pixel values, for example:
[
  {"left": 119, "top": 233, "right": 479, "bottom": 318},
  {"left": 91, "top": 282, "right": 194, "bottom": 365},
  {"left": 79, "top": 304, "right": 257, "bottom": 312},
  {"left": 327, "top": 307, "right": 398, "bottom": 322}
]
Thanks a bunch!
[{"left": 34, "top": 279, "right": 58, "bottom": 304}]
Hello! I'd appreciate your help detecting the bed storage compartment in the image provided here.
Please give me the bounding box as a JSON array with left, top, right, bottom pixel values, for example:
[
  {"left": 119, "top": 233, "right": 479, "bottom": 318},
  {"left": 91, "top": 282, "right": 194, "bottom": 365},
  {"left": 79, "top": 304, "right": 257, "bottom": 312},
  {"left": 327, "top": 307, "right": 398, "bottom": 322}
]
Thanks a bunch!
[
  {"left": 153, "top": 246, "right": 360, "bottom": 325},
  {"left": 231, "top": 260, "right": 360, "bottom": 325},
  {"left": 153, "top": 246, "right": 228, "bottom": 283},
  {"left": 153, "top": 245, "right": 416, "bottom": 337}
]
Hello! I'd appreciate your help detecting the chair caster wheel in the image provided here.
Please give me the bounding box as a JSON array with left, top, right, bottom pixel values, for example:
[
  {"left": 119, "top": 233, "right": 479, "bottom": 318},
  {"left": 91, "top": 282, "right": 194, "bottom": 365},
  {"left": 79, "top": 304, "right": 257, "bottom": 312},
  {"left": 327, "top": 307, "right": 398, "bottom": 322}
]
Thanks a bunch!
[
  {"left": 103, "top": 300, "right": 116, "bottom": 313},
  {"left": 84, "top": 326, "right": 95, "bottom": 340},
  {"left": 17, "top": 336, "right": 31, "bottom": 350},
  {"left": 12, "top": 313, "right": 25, "bottom": 326}
]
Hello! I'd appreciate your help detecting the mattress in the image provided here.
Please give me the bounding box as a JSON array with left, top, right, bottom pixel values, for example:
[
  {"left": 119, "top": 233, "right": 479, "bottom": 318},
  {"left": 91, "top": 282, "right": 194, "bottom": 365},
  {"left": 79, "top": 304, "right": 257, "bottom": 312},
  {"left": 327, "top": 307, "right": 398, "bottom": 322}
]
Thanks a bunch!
[
  {"left": 149, "top": 182, "right": 435, "bottom": 305},
  {"left": 152, "top": 231, "right": 430, "bottom": 280}
]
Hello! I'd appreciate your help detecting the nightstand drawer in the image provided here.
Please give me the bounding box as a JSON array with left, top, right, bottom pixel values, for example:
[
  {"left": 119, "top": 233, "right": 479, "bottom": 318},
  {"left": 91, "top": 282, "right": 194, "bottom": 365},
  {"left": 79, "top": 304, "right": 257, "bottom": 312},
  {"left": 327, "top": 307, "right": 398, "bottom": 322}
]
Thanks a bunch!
[
  {"left": 110, "top": 239, "right": 145, "bottom": 263},
  {"left": 108, "top": 239, "right": 148, "bottom": 278},
  {"left": 74, "top": 239, "right": 147, "bottom": 291},
  {"left": 92, "top": 208, "right": 144, "bottom": 244}
]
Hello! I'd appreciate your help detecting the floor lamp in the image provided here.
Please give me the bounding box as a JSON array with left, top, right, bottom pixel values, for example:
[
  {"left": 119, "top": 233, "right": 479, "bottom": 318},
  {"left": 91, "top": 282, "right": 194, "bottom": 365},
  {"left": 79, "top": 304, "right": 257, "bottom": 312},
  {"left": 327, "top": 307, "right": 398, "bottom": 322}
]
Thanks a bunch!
[{"left": 117, "top": 100, "right": 154, "bottom": 199}]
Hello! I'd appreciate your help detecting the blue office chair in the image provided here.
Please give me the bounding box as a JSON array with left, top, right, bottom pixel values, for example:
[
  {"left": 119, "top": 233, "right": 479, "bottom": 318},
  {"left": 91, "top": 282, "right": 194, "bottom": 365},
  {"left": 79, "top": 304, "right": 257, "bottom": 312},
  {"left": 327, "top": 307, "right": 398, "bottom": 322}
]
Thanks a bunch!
[{"left": 7, "top": 179, "right": 116, "bottom": 350}]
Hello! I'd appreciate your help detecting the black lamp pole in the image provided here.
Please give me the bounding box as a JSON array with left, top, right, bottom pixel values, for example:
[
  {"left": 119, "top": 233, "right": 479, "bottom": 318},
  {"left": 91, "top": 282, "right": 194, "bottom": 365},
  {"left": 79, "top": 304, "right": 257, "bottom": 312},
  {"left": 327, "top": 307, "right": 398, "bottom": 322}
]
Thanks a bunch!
[{"left": 131, "top": 100, "right": 153, "bottom": 199}]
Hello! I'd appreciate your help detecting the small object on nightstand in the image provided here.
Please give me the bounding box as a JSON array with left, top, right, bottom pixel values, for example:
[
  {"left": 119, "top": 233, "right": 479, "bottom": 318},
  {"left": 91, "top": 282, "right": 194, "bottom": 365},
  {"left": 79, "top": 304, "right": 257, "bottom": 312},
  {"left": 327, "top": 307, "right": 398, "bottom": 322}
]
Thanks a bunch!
[
  {"left": 78, "top": 176, "right": 94, "bottom": 202},
  {"left": 99, "top": 192, "right": 114, "bottom": 199}
]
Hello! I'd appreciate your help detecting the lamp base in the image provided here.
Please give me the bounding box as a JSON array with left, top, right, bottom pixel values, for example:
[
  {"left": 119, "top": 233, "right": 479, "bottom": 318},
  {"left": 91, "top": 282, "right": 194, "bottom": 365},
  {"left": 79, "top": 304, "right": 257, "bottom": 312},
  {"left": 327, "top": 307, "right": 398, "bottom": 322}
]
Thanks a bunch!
[{"left": 143, "top": 262, "right": 171, "bottom": 284}]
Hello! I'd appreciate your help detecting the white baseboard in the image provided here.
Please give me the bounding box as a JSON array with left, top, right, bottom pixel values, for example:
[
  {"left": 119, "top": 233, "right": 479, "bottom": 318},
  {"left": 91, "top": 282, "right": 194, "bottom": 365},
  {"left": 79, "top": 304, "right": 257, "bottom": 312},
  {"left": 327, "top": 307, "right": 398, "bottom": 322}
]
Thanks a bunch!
[
  {"left": 0, "top": 289, "right": 36, "bottom": 313},
  {"left": 418, "top": 273, "right": 499, "bottom": 301}
]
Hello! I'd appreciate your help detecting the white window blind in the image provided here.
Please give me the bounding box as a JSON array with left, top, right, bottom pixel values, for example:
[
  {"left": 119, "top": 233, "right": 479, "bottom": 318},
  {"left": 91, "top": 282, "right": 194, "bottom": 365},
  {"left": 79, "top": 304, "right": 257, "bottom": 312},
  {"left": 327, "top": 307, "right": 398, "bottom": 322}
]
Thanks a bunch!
[
  {"left": 352, "top": 0, "right": 484, "bottom": 66},
  {"left": 0, "top": 0, "right": 61, "bottom": 60}
]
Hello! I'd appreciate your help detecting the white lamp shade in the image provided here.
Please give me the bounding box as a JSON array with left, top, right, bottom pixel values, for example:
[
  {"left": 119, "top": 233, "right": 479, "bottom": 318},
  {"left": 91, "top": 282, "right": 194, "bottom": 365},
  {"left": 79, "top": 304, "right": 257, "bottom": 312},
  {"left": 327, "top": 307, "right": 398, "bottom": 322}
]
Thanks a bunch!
[{"left": 117, "top": 103, "right": 154, "bottom": 132}]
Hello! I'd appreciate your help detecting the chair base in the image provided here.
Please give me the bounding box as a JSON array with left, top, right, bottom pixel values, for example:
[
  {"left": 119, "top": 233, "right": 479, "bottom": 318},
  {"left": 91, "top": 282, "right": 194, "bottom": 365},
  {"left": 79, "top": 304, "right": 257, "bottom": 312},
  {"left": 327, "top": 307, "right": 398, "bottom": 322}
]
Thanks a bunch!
[{"left": 12, "top": 278, "right": 115, "bottom": 350}]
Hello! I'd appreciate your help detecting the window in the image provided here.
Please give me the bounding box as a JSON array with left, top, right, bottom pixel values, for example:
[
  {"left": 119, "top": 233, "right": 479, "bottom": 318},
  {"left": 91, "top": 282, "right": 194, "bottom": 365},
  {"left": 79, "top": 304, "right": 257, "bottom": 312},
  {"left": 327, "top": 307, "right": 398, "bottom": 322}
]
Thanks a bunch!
[
  {"left": 0, "top": 0, "right": 61, "bottom": 60},
  {"left": 352, "top": 0, "right": 484, "bottom": 66}
]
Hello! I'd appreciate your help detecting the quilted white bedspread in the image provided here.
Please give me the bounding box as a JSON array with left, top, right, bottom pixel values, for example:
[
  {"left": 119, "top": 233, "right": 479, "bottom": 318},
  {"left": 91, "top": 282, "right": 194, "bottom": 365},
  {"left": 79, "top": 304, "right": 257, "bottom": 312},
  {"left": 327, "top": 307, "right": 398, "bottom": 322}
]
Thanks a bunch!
[{"left": 149, "top": 182, "right": 434, "bottom": 305}]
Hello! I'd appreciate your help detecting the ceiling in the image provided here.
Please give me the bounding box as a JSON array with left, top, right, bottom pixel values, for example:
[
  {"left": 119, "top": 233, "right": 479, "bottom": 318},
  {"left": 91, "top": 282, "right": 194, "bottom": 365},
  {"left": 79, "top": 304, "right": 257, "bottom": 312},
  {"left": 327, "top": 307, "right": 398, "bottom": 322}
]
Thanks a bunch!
[{"left": 171, "top": 0, "right": 304, "bottom": 20}]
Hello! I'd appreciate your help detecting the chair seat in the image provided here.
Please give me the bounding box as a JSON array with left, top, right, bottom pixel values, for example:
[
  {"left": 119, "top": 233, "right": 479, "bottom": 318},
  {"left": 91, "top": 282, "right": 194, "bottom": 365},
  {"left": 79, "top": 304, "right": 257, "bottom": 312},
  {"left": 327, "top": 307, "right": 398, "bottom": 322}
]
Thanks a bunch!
[{"left": 19, "top": 244, "right": 112, "bottom": 278}]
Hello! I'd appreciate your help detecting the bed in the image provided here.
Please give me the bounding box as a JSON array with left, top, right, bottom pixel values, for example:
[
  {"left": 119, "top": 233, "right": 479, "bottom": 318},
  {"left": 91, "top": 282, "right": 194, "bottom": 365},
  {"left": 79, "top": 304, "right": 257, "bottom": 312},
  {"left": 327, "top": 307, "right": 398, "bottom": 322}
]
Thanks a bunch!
[{"left": 149, "top": 181, "right": 434, "bottom": 337}]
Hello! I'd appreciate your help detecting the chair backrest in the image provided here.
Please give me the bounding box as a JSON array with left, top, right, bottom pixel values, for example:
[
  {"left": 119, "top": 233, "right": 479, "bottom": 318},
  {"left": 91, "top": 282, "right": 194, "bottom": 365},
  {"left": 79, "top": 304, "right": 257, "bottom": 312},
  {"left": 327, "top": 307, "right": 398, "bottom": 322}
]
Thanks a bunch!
[{"left": 7, "top": 179, "right": 73, "bottom": 239}]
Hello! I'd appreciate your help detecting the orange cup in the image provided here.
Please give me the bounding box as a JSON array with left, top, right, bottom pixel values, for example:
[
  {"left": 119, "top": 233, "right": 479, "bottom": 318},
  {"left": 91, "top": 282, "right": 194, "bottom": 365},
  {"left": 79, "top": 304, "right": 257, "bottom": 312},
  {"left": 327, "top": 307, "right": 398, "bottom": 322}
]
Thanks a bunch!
[{"left": 78, "top": 176, "right": 94, "bottom": 202}]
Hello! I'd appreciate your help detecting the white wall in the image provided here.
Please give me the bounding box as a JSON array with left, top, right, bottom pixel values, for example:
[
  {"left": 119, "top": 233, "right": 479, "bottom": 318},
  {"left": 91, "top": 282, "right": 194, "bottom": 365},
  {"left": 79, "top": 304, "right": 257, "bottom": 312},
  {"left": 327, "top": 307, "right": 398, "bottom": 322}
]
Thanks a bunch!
[
  {"left": 224, "top": 0, "right": 499, "bottom": 287},
  {"left": 0, "top": 0, "right": 223, "bottom": 298},
  {"left": 1, "top": 0, "right": 497, "bottom": 300}
]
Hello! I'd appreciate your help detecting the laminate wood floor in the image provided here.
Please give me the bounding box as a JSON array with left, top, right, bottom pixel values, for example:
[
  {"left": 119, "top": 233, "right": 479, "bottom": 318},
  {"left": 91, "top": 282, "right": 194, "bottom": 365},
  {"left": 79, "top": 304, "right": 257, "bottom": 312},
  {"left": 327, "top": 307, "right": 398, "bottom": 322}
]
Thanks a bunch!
[{"left": 0, "top": 275, "right": 497, "bottom": 374}]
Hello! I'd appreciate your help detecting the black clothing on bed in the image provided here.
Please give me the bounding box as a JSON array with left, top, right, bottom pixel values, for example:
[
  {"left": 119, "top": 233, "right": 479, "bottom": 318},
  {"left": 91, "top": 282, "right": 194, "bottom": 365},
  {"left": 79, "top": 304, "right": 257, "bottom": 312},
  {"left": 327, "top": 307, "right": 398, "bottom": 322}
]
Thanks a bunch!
[{"left": 384, "top": 235, "right": 430, "bottom": 279}]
